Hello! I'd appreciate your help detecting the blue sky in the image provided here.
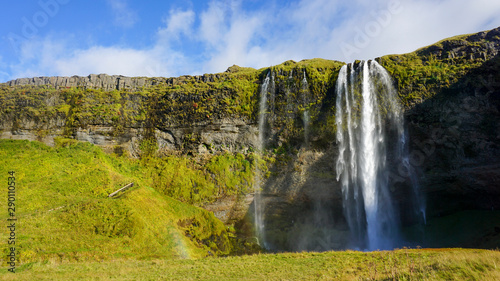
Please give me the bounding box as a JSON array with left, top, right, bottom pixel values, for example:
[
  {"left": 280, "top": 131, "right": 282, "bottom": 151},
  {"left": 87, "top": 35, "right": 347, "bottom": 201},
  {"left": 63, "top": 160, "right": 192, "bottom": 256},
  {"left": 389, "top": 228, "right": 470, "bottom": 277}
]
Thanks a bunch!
[{"left": 1, "top": 0, "right": 500, "bottom": 82}]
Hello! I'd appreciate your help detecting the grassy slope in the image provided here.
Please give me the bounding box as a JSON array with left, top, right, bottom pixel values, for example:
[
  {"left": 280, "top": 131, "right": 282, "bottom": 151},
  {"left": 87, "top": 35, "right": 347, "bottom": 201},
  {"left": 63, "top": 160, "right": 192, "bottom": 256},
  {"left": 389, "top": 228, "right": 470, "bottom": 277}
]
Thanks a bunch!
[
  {"left": 3, "top": 249, "right": 500, "bottom": 280},
  {"left": 0, "top": 139, "right": 232, "bottom": 264}
]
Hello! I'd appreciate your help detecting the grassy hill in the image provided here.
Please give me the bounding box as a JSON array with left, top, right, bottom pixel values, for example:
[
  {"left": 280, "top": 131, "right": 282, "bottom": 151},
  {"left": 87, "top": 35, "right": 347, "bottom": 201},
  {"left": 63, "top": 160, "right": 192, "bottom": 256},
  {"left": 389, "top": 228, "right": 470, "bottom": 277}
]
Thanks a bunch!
[{"left": 0, "top": 139, "right": 238, "bottom": 264}]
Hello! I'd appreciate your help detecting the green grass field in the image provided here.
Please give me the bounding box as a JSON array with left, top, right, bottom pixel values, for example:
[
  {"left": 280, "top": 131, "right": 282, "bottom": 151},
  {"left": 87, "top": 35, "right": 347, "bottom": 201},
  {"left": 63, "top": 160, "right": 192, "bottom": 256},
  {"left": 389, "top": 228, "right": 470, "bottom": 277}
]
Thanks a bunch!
[{"left": 2, "top": 248, "right": 499, "bottom": 280}]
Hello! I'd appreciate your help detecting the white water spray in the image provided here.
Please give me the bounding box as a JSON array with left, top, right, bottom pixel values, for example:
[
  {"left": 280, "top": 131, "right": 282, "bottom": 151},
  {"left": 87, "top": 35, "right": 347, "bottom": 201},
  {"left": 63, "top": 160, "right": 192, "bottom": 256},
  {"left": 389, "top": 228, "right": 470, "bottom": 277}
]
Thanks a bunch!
[{"left": 335, "top": 60, "right": 420, "bottom": 250}]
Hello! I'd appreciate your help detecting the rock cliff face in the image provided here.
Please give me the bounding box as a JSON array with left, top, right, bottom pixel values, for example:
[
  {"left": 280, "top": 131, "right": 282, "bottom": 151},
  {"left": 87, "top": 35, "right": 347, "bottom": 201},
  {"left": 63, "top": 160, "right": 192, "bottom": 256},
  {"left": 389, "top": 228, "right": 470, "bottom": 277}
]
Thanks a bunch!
[
  {"left": 406, "top": 53, "right": 500, "bottom": 215},
  {"left": 1, "top": 27, "right": 500, "bottom": 250},
  {"left": 5, "top": 73, "right": 227, "bottom": 92},
  {"left": 0, "top": 68, "right": 263, "bottom": 155}
]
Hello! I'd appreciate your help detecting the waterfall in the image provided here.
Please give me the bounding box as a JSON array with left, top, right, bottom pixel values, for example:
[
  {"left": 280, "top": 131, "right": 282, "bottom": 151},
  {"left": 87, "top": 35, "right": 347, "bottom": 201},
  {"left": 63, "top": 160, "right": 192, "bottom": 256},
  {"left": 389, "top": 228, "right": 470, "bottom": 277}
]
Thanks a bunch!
[
  {"left": 335, "top": 60, "right": 415, "bottom": 250},
  {"left": 401, "top": 132, "right": 427, "bottom": 226},
  {"left": 257, "top": 72, "right": 270, "bottom": 151},
  {"left": 301, "top": 70, "right": 310, "bottom": 145},
  {"left": 254, "top": 71, "right": 271, "bottom": 248}
]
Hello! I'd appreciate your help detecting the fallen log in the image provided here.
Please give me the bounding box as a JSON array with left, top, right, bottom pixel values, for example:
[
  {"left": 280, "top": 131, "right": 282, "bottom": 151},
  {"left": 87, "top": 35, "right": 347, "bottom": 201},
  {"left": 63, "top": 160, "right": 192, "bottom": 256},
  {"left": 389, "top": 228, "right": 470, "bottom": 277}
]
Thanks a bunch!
[{"left": 108, "top": 182, "right": 134, "bottom": 198}]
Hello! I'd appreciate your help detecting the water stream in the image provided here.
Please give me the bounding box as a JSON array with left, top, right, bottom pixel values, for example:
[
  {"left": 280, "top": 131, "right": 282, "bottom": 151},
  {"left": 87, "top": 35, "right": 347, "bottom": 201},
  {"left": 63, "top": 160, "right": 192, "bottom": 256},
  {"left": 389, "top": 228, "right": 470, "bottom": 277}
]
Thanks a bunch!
[
  {"left": 302, "top": 70, "right": 310, "bottom": 146},
  {"left": 254, "top": 71, "right": 271, "bottom": 247}
]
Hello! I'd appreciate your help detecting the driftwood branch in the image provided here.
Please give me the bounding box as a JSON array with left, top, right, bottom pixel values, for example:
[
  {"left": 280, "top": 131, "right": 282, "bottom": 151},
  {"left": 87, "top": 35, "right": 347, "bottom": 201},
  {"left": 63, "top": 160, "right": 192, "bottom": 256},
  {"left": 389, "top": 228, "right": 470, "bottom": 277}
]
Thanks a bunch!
[
  {"left": 108, "top": 183, "right": 134, "bottom": 198},
  {"left": 48, "top": 206, "right": 65, "bottom": 212}
]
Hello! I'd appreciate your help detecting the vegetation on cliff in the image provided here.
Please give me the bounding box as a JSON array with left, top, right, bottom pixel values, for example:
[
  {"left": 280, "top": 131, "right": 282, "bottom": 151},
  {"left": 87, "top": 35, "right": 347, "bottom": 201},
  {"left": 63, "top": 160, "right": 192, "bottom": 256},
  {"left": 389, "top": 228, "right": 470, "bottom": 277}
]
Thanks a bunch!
[
  {"left": 2, "top": 25, "right": 497, "bottom": 157},
  {"left": 378, "top": 27, "right": 500, "bottom": 108},
  {"left": 146, "top": 152, "right": 268, "bottom": 205}
]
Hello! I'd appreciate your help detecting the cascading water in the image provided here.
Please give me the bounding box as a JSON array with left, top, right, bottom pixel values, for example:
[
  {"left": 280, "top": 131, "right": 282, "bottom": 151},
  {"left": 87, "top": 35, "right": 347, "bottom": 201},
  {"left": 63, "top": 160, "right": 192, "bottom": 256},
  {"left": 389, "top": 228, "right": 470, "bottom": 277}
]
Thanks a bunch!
[
  {"left": 254, "top": 71, "right": 272, "bottom": 247},
  {"left": 370, "top": 62, "right": 426, "bottom": 226},
  {"left": 258, "top": 72, "right": 271, "bottom": 151},
  {"left": 301, "top": 70, "right": 310, "bottom": 146},
  {"left": 335, "top": 60, "right": 418, "bottom": 250}
]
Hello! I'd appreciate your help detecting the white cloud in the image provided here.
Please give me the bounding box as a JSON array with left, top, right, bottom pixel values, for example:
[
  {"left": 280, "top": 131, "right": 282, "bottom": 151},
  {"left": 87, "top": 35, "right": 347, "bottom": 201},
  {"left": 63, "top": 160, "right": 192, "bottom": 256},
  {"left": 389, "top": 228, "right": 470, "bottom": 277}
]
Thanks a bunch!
[
  {"left": 199, "top": 2, "right": 267, "bottom": 73},
  {"left": 386, "top": 0, "right": 500, "bottom": 53},
  {"left": 55, "top": 47, "right": 155, "bottom": 77},
  {"left": 158, "top": 9, "right": 195, "bottom": 43},
  {"left": 320, "top": 0, "right": 500, "bottom": 61},
  {"left": 199, "top": 1, "right": 227, "bottom": 47},
  {"left": 10, "top": 37, "right": 68, "bottom": 78},
  {"left": 107, "top": 0, "right": 138, "bottom": 28},
  {"left": 9, "top": 35, "right": 186, "bottom": 79}
]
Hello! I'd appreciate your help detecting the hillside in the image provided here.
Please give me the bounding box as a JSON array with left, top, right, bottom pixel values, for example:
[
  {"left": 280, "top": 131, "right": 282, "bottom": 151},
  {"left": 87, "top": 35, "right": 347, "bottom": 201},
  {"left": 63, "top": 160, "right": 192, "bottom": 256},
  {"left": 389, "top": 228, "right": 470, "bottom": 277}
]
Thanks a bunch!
[{"left": 0, "top": 139, "right": 247, "bottom": 264}]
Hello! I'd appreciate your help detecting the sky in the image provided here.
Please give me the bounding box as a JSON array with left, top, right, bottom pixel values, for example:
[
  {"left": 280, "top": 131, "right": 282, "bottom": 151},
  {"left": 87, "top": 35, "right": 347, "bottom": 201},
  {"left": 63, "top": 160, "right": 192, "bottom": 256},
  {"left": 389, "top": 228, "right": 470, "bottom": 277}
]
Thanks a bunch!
[{"left": 1, "top": 0, "right": 500, "bottom": 82}]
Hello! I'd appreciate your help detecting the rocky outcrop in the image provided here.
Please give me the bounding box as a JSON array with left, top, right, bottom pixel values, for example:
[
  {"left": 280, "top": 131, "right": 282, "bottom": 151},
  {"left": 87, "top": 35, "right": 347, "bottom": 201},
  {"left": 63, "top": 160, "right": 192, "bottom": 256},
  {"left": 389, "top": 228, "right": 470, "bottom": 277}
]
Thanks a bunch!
[
  {"left": 202, "top": 194, "right": 255, "bottom": 225},
  {"left": 6, "top": 74, "right": 149, "bottom": 91},
  {"left": 5, "top": 73, "right": 230, "bottom": 92},
  {"left": 416, "top": 28, "right": 500, "bottom": 61}
]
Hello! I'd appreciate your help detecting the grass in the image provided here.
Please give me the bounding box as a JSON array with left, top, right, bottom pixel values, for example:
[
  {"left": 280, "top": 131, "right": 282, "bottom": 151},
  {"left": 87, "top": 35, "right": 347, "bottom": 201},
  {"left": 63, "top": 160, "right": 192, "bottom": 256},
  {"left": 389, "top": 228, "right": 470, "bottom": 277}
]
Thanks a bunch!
[
  {"left": 1, "top": 143, "right": 499, "bottom": 280},
  {"left": 0, "top": 139, "right": 236, "bottom": 264},
  {"left": 2, "top": 248, "right": 500, "bottom": 280}
]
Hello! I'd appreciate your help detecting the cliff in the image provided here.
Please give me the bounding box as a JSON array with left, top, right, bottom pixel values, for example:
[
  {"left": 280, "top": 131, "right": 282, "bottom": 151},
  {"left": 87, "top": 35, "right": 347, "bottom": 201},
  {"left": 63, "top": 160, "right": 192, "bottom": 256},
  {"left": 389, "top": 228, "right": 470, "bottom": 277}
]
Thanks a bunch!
[
  {"left": 1, "top": 27, "right": 500, "bottom": 250},
  {"left": 5, "top": 73, "right": 229, "bottom": 92}
]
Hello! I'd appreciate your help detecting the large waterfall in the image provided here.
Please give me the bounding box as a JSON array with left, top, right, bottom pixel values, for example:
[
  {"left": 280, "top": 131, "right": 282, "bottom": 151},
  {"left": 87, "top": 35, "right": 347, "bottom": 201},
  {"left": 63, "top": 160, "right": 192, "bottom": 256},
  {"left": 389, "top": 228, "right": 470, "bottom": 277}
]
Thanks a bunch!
[{"left": 335, "top": 60, "right": 410, "bottom": 250}]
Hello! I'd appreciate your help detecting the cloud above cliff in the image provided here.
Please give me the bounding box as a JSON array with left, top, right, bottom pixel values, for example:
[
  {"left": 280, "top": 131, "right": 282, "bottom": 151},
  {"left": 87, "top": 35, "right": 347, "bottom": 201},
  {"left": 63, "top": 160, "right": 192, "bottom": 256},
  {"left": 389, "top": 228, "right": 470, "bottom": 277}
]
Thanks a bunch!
[
  {"left": 1, "top": 0, "right": 500, "bottom": 81},
  {"left": 107, "top": 0, "right": 139, "bottom": 28}
]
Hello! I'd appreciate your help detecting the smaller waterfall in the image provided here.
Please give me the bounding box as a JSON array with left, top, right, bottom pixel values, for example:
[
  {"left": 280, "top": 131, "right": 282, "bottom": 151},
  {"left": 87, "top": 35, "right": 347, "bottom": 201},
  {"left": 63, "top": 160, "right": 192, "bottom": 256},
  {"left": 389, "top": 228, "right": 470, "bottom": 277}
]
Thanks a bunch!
[
  {"left": 301, "top": 70, "right": 310, "bottom": 146},
  {"left": 269, "top": 72, "right": 276, "bottom": 127},
  {"left": 254, "top": 71, "right": 271, "bottom": 248},
  {"left": 257, "top": 72, "right": 270, "bottom": 151},
  {"left": 401, "top": 133, "right": 427, "bottom": 225}
]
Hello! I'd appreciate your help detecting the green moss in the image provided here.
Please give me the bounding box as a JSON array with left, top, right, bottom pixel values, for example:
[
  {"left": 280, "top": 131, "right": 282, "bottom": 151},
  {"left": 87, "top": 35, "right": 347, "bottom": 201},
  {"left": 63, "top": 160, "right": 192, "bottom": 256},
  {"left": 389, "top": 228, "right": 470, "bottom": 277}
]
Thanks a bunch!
[
  {"left": 0, "top": 58, "right": 345, "bottom": 152},
  {"left": 146, "top": 152, "right": 266, "bottom": 205},
  {"left": 261, "top": 58, "right": 343, "bottom": 150},
  {"left": 205, "top": 152, "right": 254, "bottom": 195},
  {"left": 177, "top": 211, "right": 233, "bottom": 255}
]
